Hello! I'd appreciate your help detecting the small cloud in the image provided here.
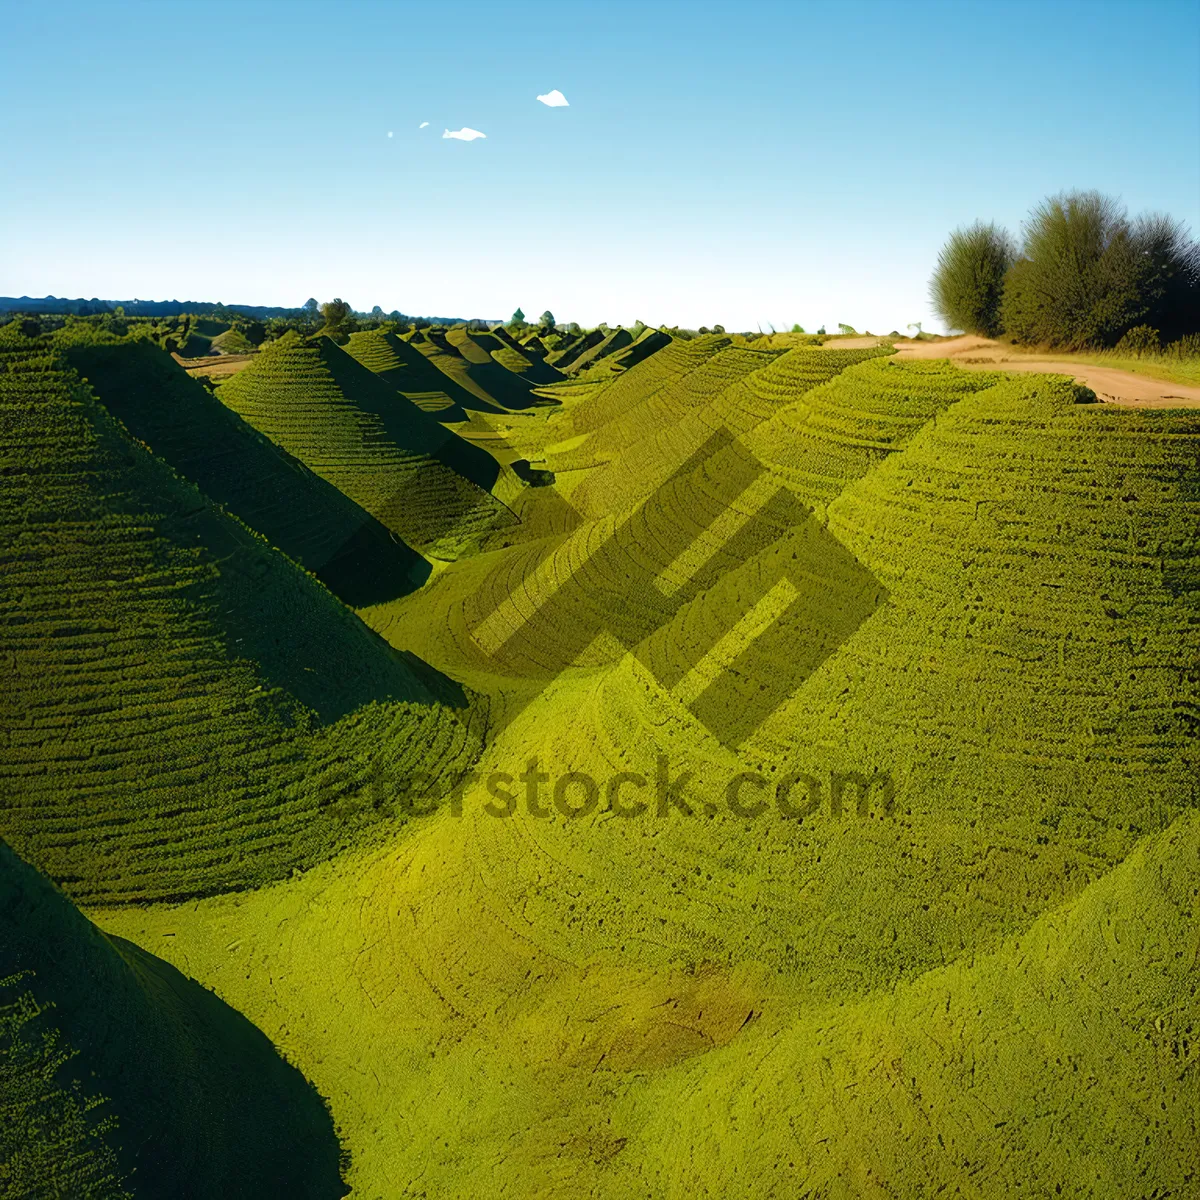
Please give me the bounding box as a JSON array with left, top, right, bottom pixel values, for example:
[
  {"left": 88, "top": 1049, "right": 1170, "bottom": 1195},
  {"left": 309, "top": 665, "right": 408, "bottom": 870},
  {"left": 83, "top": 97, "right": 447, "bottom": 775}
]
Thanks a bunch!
[
  {"left": 419, "top": 121, "right": 429, "bottom": 129},
  {"left": 536, "top": 89, "right": 569, "bottom": 107},
  {"left": 443, "top": 127, "right": 486, "bottom": 141},
  {"left": 387, "top": 131, "right": 393, "bottom": 138}
]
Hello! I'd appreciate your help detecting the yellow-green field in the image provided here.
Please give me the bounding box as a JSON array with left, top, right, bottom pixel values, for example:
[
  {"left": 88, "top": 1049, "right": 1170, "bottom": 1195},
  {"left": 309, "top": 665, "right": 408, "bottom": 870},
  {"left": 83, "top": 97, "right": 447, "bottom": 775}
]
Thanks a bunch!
[{"left": 3, "top": 319, "right": 1198, "bottom": 1197}]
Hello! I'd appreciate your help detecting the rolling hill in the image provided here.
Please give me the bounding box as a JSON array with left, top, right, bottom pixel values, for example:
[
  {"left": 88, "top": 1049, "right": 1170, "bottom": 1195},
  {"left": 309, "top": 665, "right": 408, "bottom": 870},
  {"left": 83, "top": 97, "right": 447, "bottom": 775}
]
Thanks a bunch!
[
  {"left": 217, "top": 332, "right": 518, "bottom": 559},
  {"left": 60, "top": 337, "right": 431, "bottom": 606},
  {"left": 0, "top": 839, "right": 347, "bottom": 1198},
  {"left": 0, "top": 330, "right": 484, "bottom": 903},
  {"left": 5, "top": 306, "right": 1196, "bottom": 1197}
]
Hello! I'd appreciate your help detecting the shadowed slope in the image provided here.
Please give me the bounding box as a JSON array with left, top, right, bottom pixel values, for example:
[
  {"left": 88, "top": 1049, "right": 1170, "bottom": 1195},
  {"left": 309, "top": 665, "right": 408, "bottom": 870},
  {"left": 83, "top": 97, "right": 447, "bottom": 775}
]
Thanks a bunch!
[
  {"left": 218, "top": 333, "right": 516, "bottom": 559},
  {"left": 343, "top": 327, "right": 501, "bottom": 420},
  {"left": 61, "top": 338, "right": 430, "bottom": 606},
  {"left": 434, "top": 327, "right": 555, "bottom": 411},
  {"left": 0, "top": 340, "right": 483, "bottom": 902},
  {"left": 0, "top": 841, "right": 348, "bottom": 1199}
]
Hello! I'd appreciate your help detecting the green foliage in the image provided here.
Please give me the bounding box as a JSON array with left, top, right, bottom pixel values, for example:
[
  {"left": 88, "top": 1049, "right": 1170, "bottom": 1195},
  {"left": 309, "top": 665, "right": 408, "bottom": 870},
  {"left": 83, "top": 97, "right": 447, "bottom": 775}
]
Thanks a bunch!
[
  {"left": 836, "top": 323, "right": 857, "bottom": 335},
  {"left": 929, "top": 220, "right": 1015, "bottom": 336},
  {"left": 1000, "top": 190, "right": 1199, "bottom": 349},
  {"left": 510, "top": 307, "right": 525, "bottom": 326},
  {"left": 791, "top": 323, "right": 805, "bottom": 333},
  {"left": 539, "top": 310, "right": 554, "bottom": 328},
  {"left": 1114, "top": 324, "right": 1160, "bottom": 357},
  {"left": 319, "top": 298, "right": 352, "bottom": 342}
]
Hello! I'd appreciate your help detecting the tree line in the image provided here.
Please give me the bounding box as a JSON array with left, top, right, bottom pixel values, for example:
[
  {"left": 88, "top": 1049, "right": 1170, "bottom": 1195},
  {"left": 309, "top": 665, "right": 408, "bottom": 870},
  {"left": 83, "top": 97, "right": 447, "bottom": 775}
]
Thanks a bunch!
[{"left": 930, "top": 190, "right": 1200, "bottom": 354}]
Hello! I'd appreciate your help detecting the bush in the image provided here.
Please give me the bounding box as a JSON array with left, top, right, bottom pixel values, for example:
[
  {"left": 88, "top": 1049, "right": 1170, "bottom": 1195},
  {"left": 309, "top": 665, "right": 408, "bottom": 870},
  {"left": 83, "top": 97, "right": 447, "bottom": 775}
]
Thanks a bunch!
[
  {"left": 1166, "top": 332, "right": 1200, "bottom": 359},
  {"left": 1114, "top": 324, "right": 1160, "bottom": 357},
  {"left": 929, "top": 220, "right": 1015, "bottom": 338},
  {"left": 1000, "top": 191, "right": 1200, "bottom": 350}
]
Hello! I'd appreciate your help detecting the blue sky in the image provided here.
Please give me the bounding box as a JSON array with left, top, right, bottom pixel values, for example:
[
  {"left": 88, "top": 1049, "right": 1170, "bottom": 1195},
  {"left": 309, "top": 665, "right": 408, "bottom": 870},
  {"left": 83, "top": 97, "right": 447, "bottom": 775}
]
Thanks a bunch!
[{"left": 1, "top": 0, "right": 1197, "bottom": 331}]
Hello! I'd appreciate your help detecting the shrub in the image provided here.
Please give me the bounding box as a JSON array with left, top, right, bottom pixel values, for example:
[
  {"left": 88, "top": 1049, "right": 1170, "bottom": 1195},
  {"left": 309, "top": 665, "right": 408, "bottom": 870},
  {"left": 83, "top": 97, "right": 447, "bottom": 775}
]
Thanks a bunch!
[
  {"left": 929, "top": 220, "right": 1015, "bottom": 338},
  {"left": 1166, "top": 332, "right": 1200, "bottom": 359},
  {"left": 1000, "top": 191, "right": 1200, "bottom": 350},
  {"left": 791, "top": 324, "right": 805, "bottom": 333},
  {"left": 837, "top": 323, "right": 857, "bottom": 335},
  {"left": 1114, "top": 324, "right": 1160, "bottom": 357}
]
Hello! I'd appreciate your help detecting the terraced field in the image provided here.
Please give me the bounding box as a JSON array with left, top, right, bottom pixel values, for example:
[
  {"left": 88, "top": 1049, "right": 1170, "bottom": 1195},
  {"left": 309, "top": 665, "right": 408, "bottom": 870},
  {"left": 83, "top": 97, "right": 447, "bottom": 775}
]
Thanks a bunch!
[
  {"left": 5, "top": 314, "right": 1198, "bottom": 1198},
  {"left": 61, "top": 338, "right": 431, "bottom": 605},
  {"left": 343, "top": 327, "right": 491, "bottom": 419},
  {"left": 218, "top": 332, "right": 518, "bottom": 559},
  {"left": 0, "top": 332, "right": 484, "bottom": 903}
]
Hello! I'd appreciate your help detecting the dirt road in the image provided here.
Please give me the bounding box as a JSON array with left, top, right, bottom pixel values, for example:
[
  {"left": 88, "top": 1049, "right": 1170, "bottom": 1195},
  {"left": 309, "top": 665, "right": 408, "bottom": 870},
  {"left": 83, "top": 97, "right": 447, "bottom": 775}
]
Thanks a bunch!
[{"left": 892, "top": 336, "right": 1200, "bottom": 408}]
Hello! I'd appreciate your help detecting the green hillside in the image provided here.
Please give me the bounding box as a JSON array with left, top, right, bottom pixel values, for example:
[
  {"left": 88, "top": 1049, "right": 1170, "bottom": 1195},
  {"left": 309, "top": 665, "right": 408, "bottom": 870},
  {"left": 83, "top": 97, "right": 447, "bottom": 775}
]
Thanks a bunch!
[
  {"left": 218, "top": 332, "right": 517, "bottom": 559},
  {"left": 61, "top": 338, "right": 431, "bottom": 606},
  {"left": 343, "top": 327, "right": 501, "bottom": 419},
  {"left": 0, "top": 337, "right": 483, "bottom": 903},
  {"left": 0, "top": 840, "right": 347, "bottom": 1198},
  {"left": 6, "top": 305, "right": 1198, "bottom": 1197}
]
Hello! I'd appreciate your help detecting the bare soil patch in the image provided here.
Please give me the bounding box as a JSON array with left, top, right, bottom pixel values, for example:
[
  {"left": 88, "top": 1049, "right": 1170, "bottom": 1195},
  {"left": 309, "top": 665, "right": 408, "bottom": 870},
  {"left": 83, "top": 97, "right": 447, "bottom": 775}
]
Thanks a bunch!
[{"left": 892, "top": 336, "right": 1200, "bottom": 408}]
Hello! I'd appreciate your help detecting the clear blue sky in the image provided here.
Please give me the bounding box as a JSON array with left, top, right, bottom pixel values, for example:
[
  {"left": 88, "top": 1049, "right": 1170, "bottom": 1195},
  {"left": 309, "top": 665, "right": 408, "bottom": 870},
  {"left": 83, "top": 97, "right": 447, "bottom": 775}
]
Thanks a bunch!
[{"left": 2, "top": 0, "right": 1197, "bottom": 331}]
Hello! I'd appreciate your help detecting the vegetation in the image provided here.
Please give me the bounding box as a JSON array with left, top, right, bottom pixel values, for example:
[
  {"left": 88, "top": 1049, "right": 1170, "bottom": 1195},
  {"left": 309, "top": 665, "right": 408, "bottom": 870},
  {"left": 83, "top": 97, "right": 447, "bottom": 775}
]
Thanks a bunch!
[
  {"left": 4, "top": 287, "right": 1199, "bottom": 1197},
  {"left": 217, "top": 332, "right": 518, "bottom": 558},
  {"left": 0, "top": 840, "right": 347, "bottom": 1197},
  {"left": 929, "top": 220, "right": 1015, "bottom": 336},
  {"left": 0, "top": 327, "right": 483, "bottom": 902},
  {"left": 934, "top": 190, "right": 1200, "bottom": 349}
]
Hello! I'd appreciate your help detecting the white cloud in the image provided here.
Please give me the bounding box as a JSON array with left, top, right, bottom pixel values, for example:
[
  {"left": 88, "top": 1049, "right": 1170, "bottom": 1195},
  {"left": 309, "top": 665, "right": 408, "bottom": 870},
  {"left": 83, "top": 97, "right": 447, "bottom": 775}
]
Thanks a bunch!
[
  {"left": 443, "top": 127, "right": 486, "bottom": 141},
  {"left": 536, "top": 89, "right": 569, "bottom": 107},
  {"left": 419, "top": 121, "right": 429, "bottom": 129}
]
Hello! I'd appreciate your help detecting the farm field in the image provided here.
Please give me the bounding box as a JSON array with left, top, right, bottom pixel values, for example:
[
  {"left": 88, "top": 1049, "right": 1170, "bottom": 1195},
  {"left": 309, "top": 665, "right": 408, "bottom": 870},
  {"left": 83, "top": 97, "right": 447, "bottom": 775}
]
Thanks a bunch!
[{"left": 4, "top": 305, "right": 1196, "bottom": 1197}]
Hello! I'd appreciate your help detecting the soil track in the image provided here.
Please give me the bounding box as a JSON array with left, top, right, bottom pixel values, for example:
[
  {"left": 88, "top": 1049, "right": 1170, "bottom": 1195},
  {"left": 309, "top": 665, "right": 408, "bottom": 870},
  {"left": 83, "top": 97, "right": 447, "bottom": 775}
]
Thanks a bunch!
[{"left": 892, "top": 336, "right": 1200, "bottom": 408}]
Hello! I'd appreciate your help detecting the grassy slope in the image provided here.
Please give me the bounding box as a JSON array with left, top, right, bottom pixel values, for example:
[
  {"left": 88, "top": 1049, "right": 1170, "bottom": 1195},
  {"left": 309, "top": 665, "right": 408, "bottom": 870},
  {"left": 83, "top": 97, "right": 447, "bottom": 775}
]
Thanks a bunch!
[
  {"left": 218, "top": 333, "right": 517, "bottom": 560},
  {"left": 94, "top": 349, "right": 1200, "bottom": 1195},
  {"left": 61, "top": 338, "right": 431, "bottom": 606},
  {"left": 342, "top": 327, "right": 497, "bottom": 419},
  {"left": 1, "top": 840, "right": 347, "bottom": 1198},
  {"left": 0, "top": 337, "right": 483, "bottom": 904}
]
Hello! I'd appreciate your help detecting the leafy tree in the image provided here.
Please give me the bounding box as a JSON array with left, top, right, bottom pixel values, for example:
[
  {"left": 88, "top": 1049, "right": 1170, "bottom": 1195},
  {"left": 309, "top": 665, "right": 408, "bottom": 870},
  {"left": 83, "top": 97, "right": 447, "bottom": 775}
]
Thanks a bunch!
[
  {"left": 320, "top": 298, "right": 351, "bottom": 328},
  {"left": 510, "top": 307, "right": 525, "bottom": 326},
  {"left": 1000, "top": 190, "right": 1200, "bottom": 349},
  {"left": 241, "top": 319, "right": 266, "bottom": 347},
  {"left": 303, "top": 298, "right": 319, "bottom": 314},
  {"left": 837, "top": 323, "right": 857, "bottom": 335},
  {"left": 791, "top": 324, "right": 805, "bottom": 333},
  {"left": 371, "top": 305, "right": 384, "bottom": 320},
  {"left": 567, "top": 322, "right": 582, "bottom": 335},
  {"left": 929, "top": 220, "right": 1016, "bottom": 337},
  {"left": 816, "top": 325, "right": 826, "bottom": 336},
  {"left": 712, "top": 324, "right": 725, "bottom": 334},
  {"left": 540, "top": 310, "right": 554, "bottom": 328}
]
